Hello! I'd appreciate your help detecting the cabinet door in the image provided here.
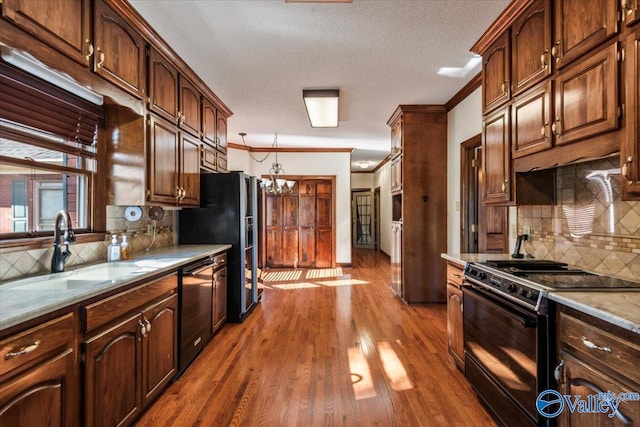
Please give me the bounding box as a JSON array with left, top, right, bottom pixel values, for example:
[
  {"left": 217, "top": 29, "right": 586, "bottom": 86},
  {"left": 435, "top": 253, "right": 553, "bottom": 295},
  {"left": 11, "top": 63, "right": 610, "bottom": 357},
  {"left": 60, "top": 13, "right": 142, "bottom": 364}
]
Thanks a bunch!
[
  {"left": 299, "top": 181, "right": 316, "bottom": 267},
  {"left": 217, "top": 152, "right": 228, "bottom": 173},
  {"left": 482, "top": 106, "right": 512, "bottom": 204},
  {"left": 179, "top": 132, "right": 201, "bottom": 207},
  {"left": 622, "top": 0, "right": 640, "bottom": 26},
  {"left": 217, "top": 114, "right": 228, "bottom": 154},
  {"left": 202, "top": 98, "right": 217, "bottom": 146},
  {"left": 93, "top": 0, "right": 146, "bottom": 99},
  {"left": 2, "top": 0, "right": 91, "bottom": 66},
  {"left": 84, "top": 313, "right": 142, "bottom": 427},
  {"left": 390, "top": 222, "right": 403, "bottom": 298},
  {"left": 483, "top": 32, "right": 511, "bottom": 113},
  {"left": 148, "top": 48, "right": 179, "bottom": 123},
  {"left": 553, "top": 0, "right": 619, "bottom": 69},
  {"left": 512, "top": 81, "right": 553, "bottom": 158},
  {"left": 557, "top": 352, "right": 640, "bottom": 426},
  {"left": 0, "top": 350, "right": 75, "bottom": 427},
  {"left": 554, "top": 42, "right": 620, "bottom": 146},
  {"left": 148, "top": 115, "right": 179, "bottom": 205},
  {"left": 142, "top": 294, "right": 177, "bottom": 407},
  {"left": 390, "top": 118, "right": 402, "bottom": 155},
  {"left": 511, "top": 0, "right": 552, "bottom": 95},
  {"left": 201, "top": 142, "right": 217, "bottom": 172},
  {"left": 391, "top": 154, "right": 402, "bottom": 193},
  {"left": 446, "top": 284, "right": 464, "bottom": 369},
  {"left": 178, "top": 76, "right": 200, "bottom": 137},
  {"left": 213, "top": 266, "right": 228, "bottom": 333},
  {"left": 315, "top": 181, "right": 333, "bottom": 268},
  {"left": 622, "top": 26, "right": 640, "bottom": 199}
]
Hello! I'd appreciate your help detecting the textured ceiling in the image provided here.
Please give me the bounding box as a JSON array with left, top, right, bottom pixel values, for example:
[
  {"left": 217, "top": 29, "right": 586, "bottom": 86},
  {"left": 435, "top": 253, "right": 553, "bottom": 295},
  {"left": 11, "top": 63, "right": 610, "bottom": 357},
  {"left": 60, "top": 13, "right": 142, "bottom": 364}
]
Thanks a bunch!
[{"left": 129, "top": 0, "right": 510, "bottom": 171}]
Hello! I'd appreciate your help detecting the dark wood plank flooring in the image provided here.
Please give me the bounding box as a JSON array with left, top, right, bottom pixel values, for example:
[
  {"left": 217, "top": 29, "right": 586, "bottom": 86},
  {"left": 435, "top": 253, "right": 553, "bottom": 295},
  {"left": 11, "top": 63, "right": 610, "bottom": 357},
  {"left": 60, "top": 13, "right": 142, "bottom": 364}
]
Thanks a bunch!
[{"left": 136, "top": 249, "right": 496, "bottom": 426}]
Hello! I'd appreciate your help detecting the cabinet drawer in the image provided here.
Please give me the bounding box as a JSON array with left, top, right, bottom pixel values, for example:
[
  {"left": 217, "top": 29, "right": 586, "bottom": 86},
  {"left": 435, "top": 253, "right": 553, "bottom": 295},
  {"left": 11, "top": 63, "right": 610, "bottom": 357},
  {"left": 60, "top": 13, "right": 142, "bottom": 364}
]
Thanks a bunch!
[
  {"left": 0, "top": 313, "right": 74, "bottom": 377},
  {"left": 212, "top": 252, "right": 227, "bottom": 270},
  {"left": 446, "top": 262, "right": 464, "bottom": 287},
  {"left": 558, "top": 311, "right": 640, "bottom": 385},
  {"left": 83, "top": 274, "right": 177, "bottom": 334}
]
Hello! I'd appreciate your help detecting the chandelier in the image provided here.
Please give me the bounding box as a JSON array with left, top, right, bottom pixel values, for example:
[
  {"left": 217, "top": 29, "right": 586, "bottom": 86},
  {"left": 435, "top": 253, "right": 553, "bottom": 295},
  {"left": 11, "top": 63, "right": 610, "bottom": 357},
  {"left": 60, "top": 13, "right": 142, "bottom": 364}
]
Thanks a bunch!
[{"left": 240, "top": 132, "right": 295, "bottom": 194}]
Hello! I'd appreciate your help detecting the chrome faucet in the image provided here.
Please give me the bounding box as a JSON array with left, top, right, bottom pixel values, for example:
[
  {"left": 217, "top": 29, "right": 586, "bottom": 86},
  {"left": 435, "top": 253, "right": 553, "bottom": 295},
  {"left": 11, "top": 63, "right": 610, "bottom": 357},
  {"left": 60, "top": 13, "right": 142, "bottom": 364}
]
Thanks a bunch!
[{"left": 51, "top": 210, "right": 76, "bottom": 273}]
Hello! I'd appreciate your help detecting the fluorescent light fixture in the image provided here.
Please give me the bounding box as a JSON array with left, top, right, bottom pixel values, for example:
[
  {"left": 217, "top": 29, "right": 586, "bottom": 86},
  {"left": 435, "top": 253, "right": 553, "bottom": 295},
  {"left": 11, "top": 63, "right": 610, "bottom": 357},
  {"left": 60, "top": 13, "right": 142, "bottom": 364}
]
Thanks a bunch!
[
  {"left": 437, "top": 55, "right": 482, "bottom": 79},
  {"left": 1, "top": 45, "right": 104, "bottom": 105},
  {"left": 303, "top": 89, "right": 339, "bottom": 128}
]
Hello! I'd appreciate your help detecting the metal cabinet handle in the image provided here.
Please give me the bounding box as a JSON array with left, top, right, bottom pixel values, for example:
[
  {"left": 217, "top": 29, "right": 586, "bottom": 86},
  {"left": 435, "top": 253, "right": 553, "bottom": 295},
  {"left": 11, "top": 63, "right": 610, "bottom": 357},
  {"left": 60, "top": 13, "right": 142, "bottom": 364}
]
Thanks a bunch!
[
  {"left": 501, "top": 81, "right": 508, "bottom": 94},
  {"left": 622, "top": 156, "right": 634, "bottom": 184},
  {"left": 175, "top": 187, "right": 181, "bottom": 200},
  {"left": 139, "top": 320, "right": 147, "bottom": 336},
  {"left": 96, "top": 49, "right": 105, "bottom": 67},
  {"left": 501, "top": 179, "right": 509, "bottom": 192},
  {"left": 571, "top": 378, "right": 633, "bottom": 424},
  {"left": 4, "top": 340, "right": 41, "bottom": 360},
  {"left": 551, "top": 119, "right": 560, "bottom": 136},
  {"left": 540, "top": 49, "right": 549, "bottom": 69},
  {"left": 551, "top": 41, "right": 561, "bottom": 62},
  {"left": 541, "top": 123, "right": 549, "bottom": 141},
  {"left": 554, "top": 359, "right": 565, "bottom": 383},
  {"left": 581, "top": 337, "right": 612, "bottom": 353},
  {"left": 85, "top": 40, "right": 94, "bottom": 61},
  {"left": 145, "top": 319, "right": 151, "bottom": 333},
  {"left": 622, "top": 0, "right": 632, "bottom": 12},
  {"left": 450, "top": 273, "right": 462, "bottom": 279}
]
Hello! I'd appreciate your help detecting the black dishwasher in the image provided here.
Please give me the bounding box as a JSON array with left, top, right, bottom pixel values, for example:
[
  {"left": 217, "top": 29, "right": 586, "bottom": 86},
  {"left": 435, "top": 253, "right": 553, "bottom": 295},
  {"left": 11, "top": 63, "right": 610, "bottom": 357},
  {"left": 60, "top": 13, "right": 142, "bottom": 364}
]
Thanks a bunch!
[{"left": 178, "top": 256, "right": 214, "bottom": 373}]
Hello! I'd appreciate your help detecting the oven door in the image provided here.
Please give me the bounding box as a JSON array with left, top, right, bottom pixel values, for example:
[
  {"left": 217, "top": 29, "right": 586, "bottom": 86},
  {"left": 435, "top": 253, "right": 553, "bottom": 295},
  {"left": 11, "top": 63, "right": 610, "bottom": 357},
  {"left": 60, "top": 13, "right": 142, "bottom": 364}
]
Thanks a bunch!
[{"left": 463, "top": 283, "right": 542, "bottom": 426}]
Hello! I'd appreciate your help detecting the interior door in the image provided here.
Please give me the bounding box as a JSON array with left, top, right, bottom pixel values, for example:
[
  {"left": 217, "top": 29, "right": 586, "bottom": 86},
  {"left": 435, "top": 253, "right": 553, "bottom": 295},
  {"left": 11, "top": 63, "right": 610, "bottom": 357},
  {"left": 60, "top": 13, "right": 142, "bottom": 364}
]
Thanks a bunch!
[
  {"left": 352, "top": 191, "right": 375, "bottom": 249},
  {"left": 298, "top": 181, "right": 316, "bottom": 267}
]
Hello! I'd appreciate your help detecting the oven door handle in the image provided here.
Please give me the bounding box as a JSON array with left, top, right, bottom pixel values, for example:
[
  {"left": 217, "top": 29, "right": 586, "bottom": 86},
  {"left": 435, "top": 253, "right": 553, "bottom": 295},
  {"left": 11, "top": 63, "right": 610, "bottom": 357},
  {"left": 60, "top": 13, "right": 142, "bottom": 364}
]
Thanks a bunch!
[
  {"left": 464, "top": 283, "right": 537, "bottom": 328},
  {"left": 183, "top": 262, "right": 214, "bottom": 276}
]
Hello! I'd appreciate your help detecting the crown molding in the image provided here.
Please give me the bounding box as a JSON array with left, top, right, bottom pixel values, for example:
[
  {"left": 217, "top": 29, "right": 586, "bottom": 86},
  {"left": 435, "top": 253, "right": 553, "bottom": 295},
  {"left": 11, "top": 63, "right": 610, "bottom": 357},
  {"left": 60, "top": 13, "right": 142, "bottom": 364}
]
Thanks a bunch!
[
  {"left": 228, "top": 142, "right": 352, "bottom": 153},
  {"left": 445, "top": 72, "right": 482, "bottom": 112}
]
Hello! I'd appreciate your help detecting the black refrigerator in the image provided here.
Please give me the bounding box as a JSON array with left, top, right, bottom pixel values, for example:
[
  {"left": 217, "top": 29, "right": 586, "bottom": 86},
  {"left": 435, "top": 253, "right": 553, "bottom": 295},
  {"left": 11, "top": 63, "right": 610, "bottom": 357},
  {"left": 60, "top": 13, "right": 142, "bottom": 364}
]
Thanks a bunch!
[{"left": 178, "top": 172, "right": 258, "bottom": 322}]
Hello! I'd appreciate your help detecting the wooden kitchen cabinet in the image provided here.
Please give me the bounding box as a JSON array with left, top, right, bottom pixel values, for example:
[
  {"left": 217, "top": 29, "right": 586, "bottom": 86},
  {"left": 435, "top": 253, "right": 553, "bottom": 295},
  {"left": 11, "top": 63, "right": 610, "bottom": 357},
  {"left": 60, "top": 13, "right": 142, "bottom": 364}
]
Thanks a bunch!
[
  {"left": 386, "top": 105, "right": 447, "bottom": 303},
  {"left": 512, "top": 80, "right": 553, "bottom": 158},
  {"left": 623, "top": 0, "right": 640, "bottom": 27},
  {"left": 213, "top": 266, "right": 228, "bottom": 333},
  {"left": 83, "top": 274, "right": 178, "bottom": 427},
  {"left": 1, "top": 0, "right": 91, "bottom": 66},
  {"left": 622, "top": 24, "right": 640, "bottom": 199},
  {"left": 555, "top": 306, "right": 640, "bottom": 426},
  {"left": 148, "top": 115, "right": 200, "bottom": 207},
  {"left": 553, "top": 41, "right": 620, "bottom": 146},
  {"left": 93, "top": 0, "right": 146, "bottom": 99},
  {"left": 390, "top": 221, "right": 403, "bottom": 298},
  {"left": 0, "top": 313, "right": 76, "bottom": 427},
  {"left": 482, "top": 32, "right": 511, "bottom": 114},
  {"left": 178, "top": 76, "right": 201, "bottom": 138},
  {"left": 298, "top": 180, "right": 332, "bottom": 268},
  {"left": 202, "top": 97, "right": 218, "bottom": 147},
  {"left": 217, "top": 113, "right": 228, "bottom": 154},
  {"left": 201, "top": 142, "right": 218, "bottom": 172},
  {"left": 390, "top": 118, "right": 402, "bottom": 155},
  {"left": 391, "top": 154, "right": 402, "bottom": 194},
  {"left": 148, "top": 47, "right": 179, "bottom": 123},
  {"left": 511, "top": 0, "right": 552, "bottom": 96},
  {"left": 446, "top": 262, "right": 464, "bottom": 371},
  {"left": 553, "top": 0, "right": 620, "bottom": 69},
  {"left": 482, "top": 106, "right": 512, "bottom": 204}
]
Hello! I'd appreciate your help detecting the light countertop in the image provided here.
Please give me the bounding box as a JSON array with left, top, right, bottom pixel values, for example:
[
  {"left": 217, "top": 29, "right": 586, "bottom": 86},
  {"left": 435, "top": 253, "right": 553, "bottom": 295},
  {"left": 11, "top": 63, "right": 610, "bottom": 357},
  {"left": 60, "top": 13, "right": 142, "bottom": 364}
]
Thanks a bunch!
[
  {"left": 441, "top": 253, "right": 515, "bottom": 266},
  {"left": 0, "top": 244, "right": 231, "bottom": 332}
]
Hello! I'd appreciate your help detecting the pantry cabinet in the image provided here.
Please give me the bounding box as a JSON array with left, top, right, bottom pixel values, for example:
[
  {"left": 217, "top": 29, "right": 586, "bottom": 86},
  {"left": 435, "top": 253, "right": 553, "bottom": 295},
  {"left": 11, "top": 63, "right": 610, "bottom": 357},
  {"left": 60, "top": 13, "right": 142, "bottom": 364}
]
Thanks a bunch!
[
  {"left": 553, "top": 0, "right": 620, "bottom": 69},
  {"left": 622, "top": 24, "right": 640, "bottom": 199},
  {"left": 1, "top": 0, "right": 91, "bottom": 66},
  {"left": 511, "top": 0, "right": 552, "bottom": 96},
  {"left": 93, "top": 0, "right": 146, "bottom": 99}
]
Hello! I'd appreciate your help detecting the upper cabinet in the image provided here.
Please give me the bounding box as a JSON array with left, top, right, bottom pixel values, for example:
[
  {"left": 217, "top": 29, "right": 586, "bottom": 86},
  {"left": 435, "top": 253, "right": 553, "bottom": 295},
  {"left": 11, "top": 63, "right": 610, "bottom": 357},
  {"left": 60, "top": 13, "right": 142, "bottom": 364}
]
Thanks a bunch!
[
  {"left": 94, "top": 0, "right": 146, "bottom": 99},
  {"left": 178, "top": 76, "right": 201, "bottom": 137},
  {"left": 202, "top": 97, "right": 217, "bottom": 146},
  {"left": 483, "top": 106, "right": 512, "bottom": 204},
  {"left": 482, "top": 32, "right": 511, "bottom": 114},
  {"left": 553, "top": 0, "right": 620, "bottom": 68},
  {"left": 216, "top": 113, "right": 228, "bottom": 154},
  {"left": 1, "top": 0, "right": 92, "bottom": 66},
  {"left": 511, "top": 0, "right": 552, "bottom": 96},
  {"left": 622, "top": 25, "right": 640, "bottom": 199},
  {"left": 148, "top": 47, "right": 179, "bottom": 123}
]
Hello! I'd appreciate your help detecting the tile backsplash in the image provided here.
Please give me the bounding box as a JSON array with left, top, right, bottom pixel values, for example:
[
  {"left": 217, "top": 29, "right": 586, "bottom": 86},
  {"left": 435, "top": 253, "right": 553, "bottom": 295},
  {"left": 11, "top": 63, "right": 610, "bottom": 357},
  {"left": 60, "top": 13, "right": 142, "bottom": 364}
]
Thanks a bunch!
[
  {"left": 0, "top": 206, "right": 175, "bottom": 282},
  {"left": 518, "top": 156, "right": 640, "bottom": 281}
]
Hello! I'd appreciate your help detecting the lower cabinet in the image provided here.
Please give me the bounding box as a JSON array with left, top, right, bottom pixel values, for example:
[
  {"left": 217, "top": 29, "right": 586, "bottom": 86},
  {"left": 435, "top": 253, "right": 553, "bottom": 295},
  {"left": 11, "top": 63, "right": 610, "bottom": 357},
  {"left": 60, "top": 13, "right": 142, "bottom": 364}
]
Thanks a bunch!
[
  {"left": 0, "top": 313, "right": 76, "bottom": 427},
  {"left": 82, "top": 275, "right": 178, "bottom": 427},
  {"left": 555, "top": 306, "right": 640, "bottom": 426},
  {"left": 212, "top": 266, "right": 228, "bottom": 333},
  {"left": 446, "top": 262, "right": 464, "bottom": 370}
]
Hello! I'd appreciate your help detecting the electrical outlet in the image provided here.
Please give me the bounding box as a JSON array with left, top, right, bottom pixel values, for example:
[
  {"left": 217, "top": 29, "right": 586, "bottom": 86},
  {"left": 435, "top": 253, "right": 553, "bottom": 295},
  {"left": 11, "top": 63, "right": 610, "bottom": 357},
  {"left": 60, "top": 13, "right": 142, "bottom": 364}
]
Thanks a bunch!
[
  {"left": 523, "top": 225, "right": 531, "bottom": 235},
  {"left": 147, "top": 223, "right": 155, "bottom": 235}
]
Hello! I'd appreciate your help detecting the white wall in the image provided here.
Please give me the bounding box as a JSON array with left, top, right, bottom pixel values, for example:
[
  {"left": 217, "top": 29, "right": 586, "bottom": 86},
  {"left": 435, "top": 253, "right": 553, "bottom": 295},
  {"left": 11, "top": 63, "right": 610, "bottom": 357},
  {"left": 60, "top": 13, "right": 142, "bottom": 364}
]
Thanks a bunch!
[
  {"left": 229, "top": 150, "right": 352, "bottom": 265},
  {"left": 446, "top": 88, "right": 482, "bottom": 253},
  {"left": 374, "top": 161, "right": 391, "bottom": 256},
  {"left": 351, "top": 173, "right": 374, "bottom": 190}
]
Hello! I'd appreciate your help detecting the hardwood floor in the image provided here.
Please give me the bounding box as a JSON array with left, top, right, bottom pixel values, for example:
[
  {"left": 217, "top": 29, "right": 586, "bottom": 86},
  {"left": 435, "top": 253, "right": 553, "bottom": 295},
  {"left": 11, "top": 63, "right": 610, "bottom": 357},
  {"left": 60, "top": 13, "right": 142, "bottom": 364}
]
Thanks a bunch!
[{"left": 136, "top": 249, "right": 496, "bottom": 426}]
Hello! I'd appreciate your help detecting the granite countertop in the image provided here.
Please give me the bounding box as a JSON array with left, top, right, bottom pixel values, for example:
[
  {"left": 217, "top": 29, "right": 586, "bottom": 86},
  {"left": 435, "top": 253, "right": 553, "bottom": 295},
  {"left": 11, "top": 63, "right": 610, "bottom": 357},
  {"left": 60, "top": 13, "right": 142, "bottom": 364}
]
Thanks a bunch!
[
  {"left": 548, "top": 291, "right": 640, "bottom": 335},
  {"left": 0, "top": 244, "right": 231, "bottom": 332},
  {"left": 440, "top": 252, "right": 640, "bottom": 336}
]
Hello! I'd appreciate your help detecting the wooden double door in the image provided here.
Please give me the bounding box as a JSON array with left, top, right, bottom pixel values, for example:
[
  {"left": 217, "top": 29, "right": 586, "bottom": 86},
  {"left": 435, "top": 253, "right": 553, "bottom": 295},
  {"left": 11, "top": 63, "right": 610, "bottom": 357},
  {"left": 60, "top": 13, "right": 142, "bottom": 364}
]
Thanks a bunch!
[{"left": 265, "top": 178, "right": 333, "bottom": 268}]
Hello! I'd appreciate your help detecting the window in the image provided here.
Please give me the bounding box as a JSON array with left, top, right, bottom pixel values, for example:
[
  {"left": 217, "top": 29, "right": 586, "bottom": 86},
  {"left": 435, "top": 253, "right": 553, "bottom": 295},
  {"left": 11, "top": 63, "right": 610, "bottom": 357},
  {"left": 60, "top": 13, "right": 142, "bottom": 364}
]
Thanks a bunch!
[{"left": 0, "top": 62, "right": 104, "bottom": 242}]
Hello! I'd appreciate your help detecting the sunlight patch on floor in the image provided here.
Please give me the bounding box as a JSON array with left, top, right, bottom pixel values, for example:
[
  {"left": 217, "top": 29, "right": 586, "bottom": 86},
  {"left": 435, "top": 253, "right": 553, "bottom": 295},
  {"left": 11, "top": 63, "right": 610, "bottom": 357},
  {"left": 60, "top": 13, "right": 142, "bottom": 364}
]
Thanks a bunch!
[
  {"left": 271, "top": 282, "right": 321, "bottom": 290},
  {"left": 348, "top": 346, "right": 377, "bottom": 400},
  {"left": 316, "top": 279, "right": 369, "bottom": 287},
  {"left": 378, "top": 341, "right": 413, "bottom": 391},
  {"left": 263, "top": 270, "right": 303, "bottom": 283},
  {"left": 306, "top": 268, "right": 343, "bottom": 279}
]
